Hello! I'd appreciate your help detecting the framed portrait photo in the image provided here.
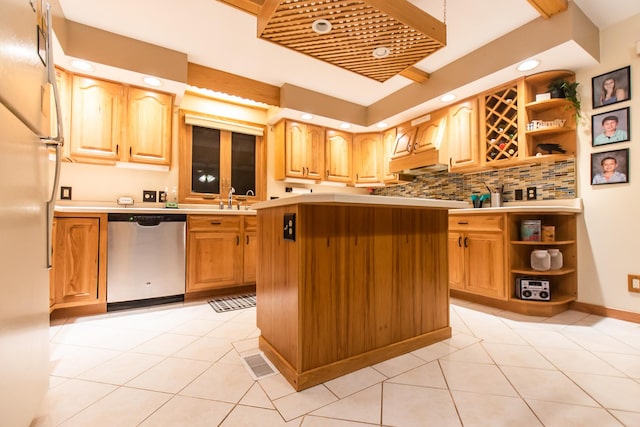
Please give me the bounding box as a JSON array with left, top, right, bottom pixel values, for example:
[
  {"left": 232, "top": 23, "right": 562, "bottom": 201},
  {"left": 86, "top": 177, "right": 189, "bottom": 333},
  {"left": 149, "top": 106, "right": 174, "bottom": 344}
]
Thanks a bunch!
[
  {"left": 592, "top": 66, "right": 631, "bottom": 109},
  {"left": 591, "top": 107, "right": 630, "bottom": 146},
  {"left": 591, "top": 148, "right": 629, "bottom": 185}
]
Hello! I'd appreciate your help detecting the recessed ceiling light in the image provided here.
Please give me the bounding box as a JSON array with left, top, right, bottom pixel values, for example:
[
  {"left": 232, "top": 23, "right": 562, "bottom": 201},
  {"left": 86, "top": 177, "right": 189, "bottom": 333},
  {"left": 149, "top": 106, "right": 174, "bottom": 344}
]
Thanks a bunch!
[
  {"left": 311, "top": 19, "right": 332, "bottom": 34},
  {"left": 70, "top": 59, "right": 94, "bottom": 72},
  {"left": 517, "top": 59, "right": 540, "bottom": 72},
  {"left": 372, "top": 46, "right": 390, "bottom": 59},
  {"left": 440, "top": 93, "right": 456, "bottom": 102},
  {"left": 376, "top": 122, "right": 388, "bottom": 129},
  {"left": 301, "top": 113, "right": 313, "bottom": 120},
  {"left": 143, "top": 76, "right": 162, "bottom": 87},
  {"left": 339, "top": 123, "right": 351, "bottom": 129}
]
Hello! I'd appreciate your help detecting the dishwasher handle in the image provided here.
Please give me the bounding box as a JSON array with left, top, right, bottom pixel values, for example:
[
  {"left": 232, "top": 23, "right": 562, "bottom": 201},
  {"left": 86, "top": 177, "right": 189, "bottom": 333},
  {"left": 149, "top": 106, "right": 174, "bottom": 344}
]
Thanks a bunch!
[{"left": 136, "top": 218, "right": 161, "bottom": 226}]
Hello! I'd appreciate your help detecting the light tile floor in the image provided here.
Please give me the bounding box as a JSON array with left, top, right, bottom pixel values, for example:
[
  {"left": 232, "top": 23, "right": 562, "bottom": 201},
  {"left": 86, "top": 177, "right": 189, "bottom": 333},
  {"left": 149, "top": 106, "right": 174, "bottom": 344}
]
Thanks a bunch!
[{"left": 32, "top": 298, "right": 640, "bottom": 426}]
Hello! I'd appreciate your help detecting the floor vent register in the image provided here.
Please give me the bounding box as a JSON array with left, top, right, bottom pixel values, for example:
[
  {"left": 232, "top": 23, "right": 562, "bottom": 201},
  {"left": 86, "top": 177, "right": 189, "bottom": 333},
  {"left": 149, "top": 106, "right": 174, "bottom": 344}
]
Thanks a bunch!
[{"left": 241, "top": 352, "right": 278, "bottom": 380}]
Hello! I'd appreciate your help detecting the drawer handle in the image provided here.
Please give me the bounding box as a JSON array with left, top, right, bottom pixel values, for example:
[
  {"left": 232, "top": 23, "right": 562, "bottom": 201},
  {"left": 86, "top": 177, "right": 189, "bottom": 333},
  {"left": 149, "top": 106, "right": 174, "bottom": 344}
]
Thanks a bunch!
[
  {"left": 210, "top": 221, "right": 222, "bottom": 225},
  {"left": 458, "top": 221, "right": 469, "bottom": 225}
]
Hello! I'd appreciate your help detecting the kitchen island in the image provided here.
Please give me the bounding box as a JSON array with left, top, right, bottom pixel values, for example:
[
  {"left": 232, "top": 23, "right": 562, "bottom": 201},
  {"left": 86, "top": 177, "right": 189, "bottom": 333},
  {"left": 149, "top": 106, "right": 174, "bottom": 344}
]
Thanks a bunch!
[{"left": 252, "top": 194, "right": 467, "bottom": 390}]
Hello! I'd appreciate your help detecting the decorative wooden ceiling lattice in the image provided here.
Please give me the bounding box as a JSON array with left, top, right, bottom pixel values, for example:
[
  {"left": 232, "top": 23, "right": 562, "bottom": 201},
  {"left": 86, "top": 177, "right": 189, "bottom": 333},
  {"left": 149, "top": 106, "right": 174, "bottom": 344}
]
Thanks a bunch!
[{"left": 257, "top": 0, "right": 446, "bottom": 82}]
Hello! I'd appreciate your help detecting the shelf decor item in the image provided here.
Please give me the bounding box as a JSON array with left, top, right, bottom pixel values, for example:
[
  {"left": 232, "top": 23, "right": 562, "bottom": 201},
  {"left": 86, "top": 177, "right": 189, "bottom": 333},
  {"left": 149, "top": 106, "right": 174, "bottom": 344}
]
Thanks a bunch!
[
  {"left": 591, "top": 65, "right": 631, "bottom": 109},
  {"left": 531, "top": 249, "right": 551, "bottom": 271},
  {"left": 521, "top": 220, "right": 541, "bottom": 241},
  {"left": 547, "top": 78, "right": 581, "bottom": 118}
]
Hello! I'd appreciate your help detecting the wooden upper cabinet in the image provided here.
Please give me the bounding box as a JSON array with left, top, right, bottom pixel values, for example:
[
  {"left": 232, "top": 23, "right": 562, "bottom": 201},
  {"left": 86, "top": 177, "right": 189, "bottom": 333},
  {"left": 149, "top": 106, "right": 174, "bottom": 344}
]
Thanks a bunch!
[
  {"left": 448, "top": 98, "right": 480, "bottom": 171},
  {"left": 325, "top": 129, "right": 352, "bottom": 183},
  {"left": 70, "top": 75, "right": 124, "bottom": 162},
  {"left": 280, "top": 121, "right": 325, "bottom": 180},
  {"left": 126, "top": 88, "right": 173, "bottom": 166},
  {"left": 381, "top": 128, "right": 397, "bottom": 182},
  {"left": 414, "top": 110, "right": 447, "bottom": 154},
  {"left": 69, "top": 74, "right": 173, "bottom": 166},
  {"left": 353, "top": 133, "right": 381, "bottom": 184},
  {"left": 390, "top": 123, "right": 417, "bottom": 160}
]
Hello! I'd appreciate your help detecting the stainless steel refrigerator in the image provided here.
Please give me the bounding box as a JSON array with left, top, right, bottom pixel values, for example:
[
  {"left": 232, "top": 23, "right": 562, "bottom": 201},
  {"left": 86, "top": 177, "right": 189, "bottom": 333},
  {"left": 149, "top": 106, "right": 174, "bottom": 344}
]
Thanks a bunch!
[{"left": 0, "top": 0, "right": 63, "bottom": 425}]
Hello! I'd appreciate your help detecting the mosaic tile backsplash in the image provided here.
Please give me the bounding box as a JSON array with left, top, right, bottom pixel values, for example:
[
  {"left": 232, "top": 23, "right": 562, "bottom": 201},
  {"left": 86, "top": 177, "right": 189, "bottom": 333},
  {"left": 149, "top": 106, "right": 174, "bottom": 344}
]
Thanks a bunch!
[{"left": 374, "top": 159, "right": 576, "bottom": 203}]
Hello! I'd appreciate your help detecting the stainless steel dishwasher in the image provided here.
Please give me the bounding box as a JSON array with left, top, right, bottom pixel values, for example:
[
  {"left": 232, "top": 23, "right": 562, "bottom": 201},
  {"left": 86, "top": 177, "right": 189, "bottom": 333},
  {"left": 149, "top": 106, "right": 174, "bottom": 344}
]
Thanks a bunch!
[{"left": 107, "top": 213, "right": 186, "bottom": 311}]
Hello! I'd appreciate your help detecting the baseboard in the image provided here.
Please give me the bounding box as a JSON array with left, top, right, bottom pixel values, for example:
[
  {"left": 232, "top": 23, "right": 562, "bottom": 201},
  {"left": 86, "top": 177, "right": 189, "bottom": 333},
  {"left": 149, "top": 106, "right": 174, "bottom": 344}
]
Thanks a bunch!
[{"left": 570, "top": 301, "right": 640, "bottom": 324}]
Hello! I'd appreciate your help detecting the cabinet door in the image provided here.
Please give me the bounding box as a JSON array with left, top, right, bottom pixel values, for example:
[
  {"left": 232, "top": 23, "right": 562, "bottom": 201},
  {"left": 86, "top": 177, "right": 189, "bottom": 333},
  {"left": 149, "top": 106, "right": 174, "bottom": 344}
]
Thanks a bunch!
[
  {"left": 448, "top": 232, "right": 466, "bottom": 291},
  {"left": 353, "top": 133, "right": 381, "bottom": 184},
  {"left": 70, "top": 76, "right": 124, "bottom": 162},
  {"left": 465, "top": 231, "right": 505, "bottom": 299},
  {"left": 243, "top": 217, "right": 257, "bottom": 284},
  {"left": 52, "top": 218, "right": 100, "bottom": 304},
  {"left": 448, "top": 99, "right": 479, "bottom": 170},
  {"left": 325, "top": 129, "right": 352, "bottom": 182},
  {"left": 187, "top": 230, "right": 242, "bottom": 291},
  {"left": 284, "top": 122, "right": 324, "bottom": 179},
  {"left": 285, "top": 121, "right": 307, "bottom": 178},
  {"left": 381, "top": 128, "right": 397, "bottom": 182},
  {"left": 305, "top": 124, "right": 325, "bottom": 180},
  {"left": 390, "top": 125, "right": 417, "bottom": 160},
  {"left": 414, "top": 112, "right": 446, "bottom": 153},
  {"left": 126, "top": 88, "right": 173, "bottom": 165}
]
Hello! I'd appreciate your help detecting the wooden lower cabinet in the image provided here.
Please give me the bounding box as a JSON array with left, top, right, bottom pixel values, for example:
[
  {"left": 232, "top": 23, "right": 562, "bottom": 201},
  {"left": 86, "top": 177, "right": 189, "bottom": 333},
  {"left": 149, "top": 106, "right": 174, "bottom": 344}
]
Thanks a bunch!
[
  {"left": 50, "top": 213, "right": 107, "bottom": 316},
  {"left": 448, "top": 214, "right": 506, "bottom": 300},
  {"left": 186, "top": 215, "right": 257, "bottom": 293},
  {"left": 243, "top": 216, "right": 257, "bottom": 284},
  {"left": 449, "top": 210, "right": 578, "bottom": 316}
]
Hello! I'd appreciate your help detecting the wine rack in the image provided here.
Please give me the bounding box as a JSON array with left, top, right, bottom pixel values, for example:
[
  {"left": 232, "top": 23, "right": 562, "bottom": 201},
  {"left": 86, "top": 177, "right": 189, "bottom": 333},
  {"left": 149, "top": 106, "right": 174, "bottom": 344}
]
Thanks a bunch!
[{"left": 484, "top": 83, "right": 519, "bottom": 163}]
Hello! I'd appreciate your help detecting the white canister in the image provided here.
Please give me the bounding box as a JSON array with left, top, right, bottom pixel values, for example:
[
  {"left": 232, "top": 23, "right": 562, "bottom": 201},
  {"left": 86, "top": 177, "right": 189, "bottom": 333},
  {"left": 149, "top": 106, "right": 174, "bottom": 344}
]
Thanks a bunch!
[
  {"left": 531, "top": 249, "right": 551, "bottom": 271},
  {"left": 547, "top": 249, "right": 563, "bottom": 270}
]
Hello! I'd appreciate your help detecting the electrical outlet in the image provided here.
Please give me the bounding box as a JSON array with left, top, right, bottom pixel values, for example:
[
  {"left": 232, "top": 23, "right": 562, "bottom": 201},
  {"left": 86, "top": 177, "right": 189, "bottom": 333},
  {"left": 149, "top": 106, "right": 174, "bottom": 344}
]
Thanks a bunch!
[
  {"left": 526, "top": 187, "right": 537, "bottom": 200},
  {"left": 628, "top": 274, "right": 640, "bottom": 293},
  {"left": 60, "top": 186, "right": 72, "bottom": 200},
  {"left": 159, "top": 191, "right": 167, "bottom": 203},
  {"left": 514, "top": 189, "right": 523, "bottom": 201},
  {"left": 143, "top": 190, "right": 157, "bottom": 202}
]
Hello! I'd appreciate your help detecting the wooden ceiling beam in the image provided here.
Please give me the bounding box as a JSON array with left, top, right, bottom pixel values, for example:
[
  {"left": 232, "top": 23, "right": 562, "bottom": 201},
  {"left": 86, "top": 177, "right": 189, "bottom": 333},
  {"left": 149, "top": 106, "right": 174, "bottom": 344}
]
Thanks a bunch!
[
  {"left": 187, "top": 62, "right": 280, "bottom": 106},
  {"left": 399, "top": 67, "right": 430, "bottom": 83},
  {"left": 526, "top": 0, "right": 568, "bottom": 19},
  {"left": 216, "top": 0, "right": 263, "bottom": 15}
]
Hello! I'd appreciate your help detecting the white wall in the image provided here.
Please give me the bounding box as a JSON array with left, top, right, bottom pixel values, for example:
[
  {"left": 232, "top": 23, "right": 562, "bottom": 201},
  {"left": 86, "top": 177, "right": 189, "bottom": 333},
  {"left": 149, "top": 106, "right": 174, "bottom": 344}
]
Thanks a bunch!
[{"left": 576, "top": 13, "right": 640, "bottom": 312}]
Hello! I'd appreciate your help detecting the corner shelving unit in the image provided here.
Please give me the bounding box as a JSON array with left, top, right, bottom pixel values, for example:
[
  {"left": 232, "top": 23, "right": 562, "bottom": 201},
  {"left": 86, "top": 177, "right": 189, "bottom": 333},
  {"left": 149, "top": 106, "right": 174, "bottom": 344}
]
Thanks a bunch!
[
  {"left": 507, "top": 212, "right": 577, "bottom": 316},
  {"left": 522, "top": 70, "right": 577, "bottom": 161}
]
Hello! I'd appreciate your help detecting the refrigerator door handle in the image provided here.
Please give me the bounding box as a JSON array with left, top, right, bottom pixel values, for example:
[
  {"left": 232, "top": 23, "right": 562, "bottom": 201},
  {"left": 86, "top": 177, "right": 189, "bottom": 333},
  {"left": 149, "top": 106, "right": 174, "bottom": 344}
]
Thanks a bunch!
[{"left": 41, "top": 3, "right": 63, "bottom": 268}]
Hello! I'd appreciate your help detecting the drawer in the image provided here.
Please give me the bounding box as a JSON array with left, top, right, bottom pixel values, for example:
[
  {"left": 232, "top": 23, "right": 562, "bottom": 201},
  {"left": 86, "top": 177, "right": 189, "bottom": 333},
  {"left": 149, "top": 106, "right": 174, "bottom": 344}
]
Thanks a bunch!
[
  {"left": 244, "top": 216, "right": 257, "bottom": 232},
  {"left": 449, "top": 214, "right": 503, "bottom": 231},
  {"left": 188, "top": 215, "right": 241, "bottom": 231}
]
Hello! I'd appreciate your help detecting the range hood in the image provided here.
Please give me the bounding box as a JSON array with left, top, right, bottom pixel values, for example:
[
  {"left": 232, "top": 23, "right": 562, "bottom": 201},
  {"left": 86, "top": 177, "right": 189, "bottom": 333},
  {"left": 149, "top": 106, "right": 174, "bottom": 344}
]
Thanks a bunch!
[
  {"left": 396, "top": 162, "right": 449, "bottom": 175},
  {"left": 388, "top": 147, "right": 448, "bottom": 176}
]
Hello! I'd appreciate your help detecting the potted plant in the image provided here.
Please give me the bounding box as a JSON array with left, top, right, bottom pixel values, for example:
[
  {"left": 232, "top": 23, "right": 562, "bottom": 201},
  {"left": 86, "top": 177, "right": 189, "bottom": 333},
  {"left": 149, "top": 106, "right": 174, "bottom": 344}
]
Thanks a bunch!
[{"left": 547, "top": 78, "right": 581, "bottom": 118}]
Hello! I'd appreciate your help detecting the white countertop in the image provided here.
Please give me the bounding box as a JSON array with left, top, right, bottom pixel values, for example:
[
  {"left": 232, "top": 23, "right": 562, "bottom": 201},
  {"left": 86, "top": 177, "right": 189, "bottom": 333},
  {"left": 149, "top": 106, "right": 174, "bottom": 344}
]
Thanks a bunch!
[
  {"left": 252, "top": 193, "right": 469, "bottom": 210},
  {"left": 55, "top": 203, "right": 256, "bottom": 215},
  {"left": 450, "top": 198, "right": 583, "bottom": 214}
]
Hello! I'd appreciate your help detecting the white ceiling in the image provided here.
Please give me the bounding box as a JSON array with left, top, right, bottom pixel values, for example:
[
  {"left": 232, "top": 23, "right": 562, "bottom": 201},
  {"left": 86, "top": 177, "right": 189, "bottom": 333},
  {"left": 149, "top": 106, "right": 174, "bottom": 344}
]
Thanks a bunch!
[{"left": 56, "top": 0, "right": 640, "bottom": 130}]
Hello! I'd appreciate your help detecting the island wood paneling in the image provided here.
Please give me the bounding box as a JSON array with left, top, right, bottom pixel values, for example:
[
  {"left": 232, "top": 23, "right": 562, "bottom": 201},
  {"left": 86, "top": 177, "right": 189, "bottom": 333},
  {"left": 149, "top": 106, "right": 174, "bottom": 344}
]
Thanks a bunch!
[{"left": 256, "top": 203, "right": 451, "bottom": 390}]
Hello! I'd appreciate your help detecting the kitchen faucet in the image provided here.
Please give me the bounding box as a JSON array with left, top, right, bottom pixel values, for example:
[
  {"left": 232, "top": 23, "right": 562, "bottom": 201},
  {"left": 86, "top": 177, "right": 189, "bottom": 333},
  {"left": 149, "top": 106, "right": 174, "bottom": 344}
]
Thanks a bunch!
[
  {"left": 245, "top": 189, "right": 255, "bottom": 196},
  {"left": 228, "top": 187, "right": 235, "bottom": 209}
]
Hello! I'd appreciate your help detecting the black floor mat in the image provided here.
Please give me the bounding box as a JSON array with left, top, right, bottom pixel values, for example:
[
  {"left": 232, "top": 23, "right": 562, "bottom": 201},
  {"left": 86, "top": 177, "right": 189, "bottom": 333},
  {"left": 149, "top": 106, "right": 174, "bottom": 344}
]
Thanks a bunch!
[{"left": 208, "top": 293, "right": 256, "bottom": 313}]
